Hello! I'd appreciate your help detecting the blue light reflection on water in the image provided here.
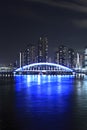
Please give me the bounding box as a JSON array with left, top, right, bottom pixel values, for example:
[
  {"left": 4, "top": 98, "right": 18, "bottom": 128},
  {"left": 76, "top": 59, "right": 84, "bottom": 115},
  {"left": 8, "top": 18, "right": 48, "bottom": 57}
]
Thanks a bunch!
[{"left": 14, "top": 75, "right": 74, "bottom": 130}]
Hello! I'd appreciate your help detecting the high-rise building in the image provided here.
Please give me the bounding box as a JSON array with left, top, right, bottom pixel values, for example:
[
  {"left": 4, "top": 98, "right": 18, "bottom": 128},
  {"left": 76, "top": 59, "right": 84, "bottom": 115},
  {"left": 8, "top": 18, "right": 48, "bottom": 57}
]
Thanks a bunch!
[
  {"left": 67, "top": 48, "right": 75, "bottom": 68},
  {"left": 55, "top": 45, "right": 75, "bottom": 68},
  {"left": 54, "top": 51, "right": 59, "bottom": 64},
  {"left": 24, "top": 47, "right": 30, "bottom": 65},
  {"left": 38, "top": 36, "right": 48, "bottom": 62},
  {"left": 30, "top": 45, "right": 36, "bottom": 63},
  {"left": 23, "top": 44, "right": 36, "bottom": 65},
  {"left": 55, "top": 45, "right": 67, "bottom": 66},
  {"left": 84, "top": 47, "right": 87, "bottom": 69}
]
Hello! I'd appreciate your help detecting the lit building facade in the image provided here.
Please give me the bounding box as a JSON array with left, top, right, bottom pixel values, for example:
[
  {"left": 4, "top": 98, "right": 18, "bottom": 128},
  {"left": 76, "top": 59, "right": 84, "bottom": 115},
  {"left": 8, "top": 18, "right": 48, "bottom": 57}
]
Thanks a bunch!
[
  {"left": 67, "top": 48, "right": 75, "bottom": 68},
  {"left": 38, "top": 36, "right": 48, "bottom": 62},
  {"left": 23, "top": 44, "right": 36, "bottom": 65},
  {"left": 54, "top": 51, "right": 59, "bottom": 64},
  {"left": 30, "top": 45, "right": 36, "bottom": 63},
  {"left": 55, "top": 45, "right": 67, "bottom": 66},
  {"left": 84, "top": 47, "right": 87, "bottom": 69},
  {"left": 55, "top": 45, "right": 75, "bottom": 68}
]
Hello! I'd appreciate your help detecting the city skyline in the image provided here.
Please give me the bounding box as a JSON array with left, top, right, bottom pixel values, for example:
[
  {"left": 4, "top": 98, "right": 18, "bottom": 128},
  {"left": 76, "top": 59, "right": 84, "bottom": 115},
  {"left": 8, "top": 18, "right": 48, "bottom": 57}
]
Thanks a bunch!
[
  {"left": 0, "top": 0, "right": 87, "bottom": 64},
  {"left": 19, "top": 37, "right": 83, "bottom": 70}
]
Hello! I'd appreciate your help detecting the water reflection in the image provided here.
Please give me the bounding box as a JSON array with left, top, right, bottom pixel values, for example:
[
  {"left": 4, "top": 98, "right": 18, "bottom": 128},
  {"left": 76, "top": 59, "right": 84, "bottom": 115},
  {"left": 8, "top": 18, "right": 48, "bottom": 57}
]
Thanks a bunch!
[
  {"left": 1, "top": 75, "right": 87, "bottom": 130},
  {"left": 14, "top": 75, "right": 74, "bottom": 115},
  {"left": 14, "top": 75, "right": 75, "bottom": 129},
  {"left": 72, "top": 77, "right": 87, "bottom": 130},
  {"left": 15, "top": 75, "right": 87, "bottom": 130}
]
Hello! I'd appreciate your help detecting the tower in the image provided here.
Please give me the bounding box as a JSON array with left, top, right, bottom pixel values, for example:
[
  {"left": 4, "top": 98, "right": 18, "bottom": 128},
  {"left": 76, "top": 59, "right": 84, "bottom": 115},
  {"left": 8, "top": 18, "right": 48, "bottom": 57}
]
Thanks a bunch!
[
  {"left": 67, "top": 48, "right": 75, "bottom": 68},
  {"left": 55, "top": 45, "right": 67, "bottom": 66},
  {"left": 23, "top": 44, "right": 36, "bottom": 65},
  {"left": 38, "top": 35, "right": 48, "bottom": 62},
  {"left": 76, "top": 53, "right": 80, "bottom": 69}
]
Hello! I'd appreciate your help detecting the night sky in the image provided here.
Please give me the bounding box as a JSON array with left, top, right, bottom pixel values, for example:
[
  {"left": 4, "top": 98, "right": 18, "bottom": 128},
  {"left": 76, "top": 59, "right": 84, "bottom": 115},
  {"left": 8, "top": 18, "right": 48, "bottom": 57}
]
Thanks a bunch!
[{"left": 0, "top": 0, "right": 87, "bottom": 65}]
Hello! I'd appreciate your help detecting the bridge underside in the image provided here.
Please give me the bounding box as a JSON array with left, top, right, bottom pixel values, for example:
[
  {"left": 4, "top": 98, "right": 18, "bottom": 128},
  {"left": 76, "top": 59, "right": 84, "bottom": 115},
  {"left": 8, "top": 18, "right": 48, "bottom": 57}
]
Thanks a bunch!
[{"left": 15, "top": 70, "right": 73, "bottom": 75}]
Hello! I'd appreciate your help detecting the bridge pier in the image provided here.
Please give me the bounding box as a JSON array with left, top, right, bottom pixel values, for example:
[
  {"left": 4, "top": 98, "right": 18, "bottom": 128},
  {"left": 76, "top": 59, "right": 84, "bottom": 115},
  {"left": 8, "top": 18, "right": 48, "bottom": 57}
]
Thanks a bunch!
[
  {"left": 0, "top": 72, "right": 14, "bottom": 84},
  {"left": 0, "top": 72, "right": 14, "bottom": 77},
  {"left": 74, "top": 73, "right": 85, "bottom": 79}
]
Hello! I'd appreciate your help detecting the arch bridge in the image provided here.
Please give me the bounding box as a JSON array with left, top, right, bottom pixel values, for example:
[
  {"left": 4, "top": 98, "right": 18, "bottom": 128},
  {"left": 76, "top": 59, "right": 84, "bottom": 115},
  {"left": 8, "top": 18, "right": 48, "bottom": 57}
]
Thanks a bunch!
[{"left": 15, "top": 62, "right": 73, "bottom": 75}]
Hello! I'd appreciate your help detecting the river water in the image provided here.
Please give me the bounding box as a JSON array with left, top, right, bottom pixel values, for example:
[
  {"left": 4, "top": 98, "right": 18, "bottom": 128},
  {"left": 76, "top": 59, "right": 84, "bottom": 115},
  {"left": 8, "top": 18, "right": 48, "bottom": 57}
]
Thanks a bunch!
[{"left": 0, "top": 75, "right": 87, "bottom": 130}]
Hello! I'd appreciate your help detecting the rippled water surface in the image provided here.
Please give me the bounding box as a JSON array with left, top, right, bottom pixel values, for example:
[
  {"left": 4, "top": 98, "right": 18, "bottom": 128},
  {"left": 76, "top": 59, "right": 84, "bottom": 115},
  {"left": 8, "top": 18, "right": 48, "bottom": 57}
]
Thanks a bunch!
[{"left": 1, "top": 75, "right": 87, "bottom": 130}]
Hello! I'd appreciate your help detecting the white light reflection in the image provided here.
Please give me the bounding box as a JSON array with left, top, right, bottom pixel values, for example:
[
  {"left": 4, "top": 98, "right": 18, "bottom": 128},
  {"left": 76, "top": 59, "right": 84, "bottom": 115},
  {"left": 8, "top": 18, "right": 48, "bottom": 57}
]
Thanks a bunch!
[
  {"left": 27, "top": 75, "right": 31, "bottom": 82},
  {"left": 47, "top": 86, "right": 51, "bottom": 95},
  {"left": 37, "top": 75, "right": 42, "bottom": 95},
  {"left": 82, "top": 76, "right": 87, "bottom": 95},
  {"left": 26, "top": 75, "right": 31, "bottom": 87},
  {"left": 83, "top": 80, "right": 87, "bottom": 93},
  {"left": 37, "top": 75, "right": 41, "bottom": 85},
  {"left": 26, "top": 75, "right": 35, "bottom": 87},
  {"left": 76, "top": 81, "right": 82, "bottom": 96},
  {"left": 57, "top": 75, "right": 62, "bottom": 94},
  {"left": 57, "top": 75, "right": 62, "bottom": 82},
  {"left": 48, "top": 75, "right": 51, "bottom": 82}
]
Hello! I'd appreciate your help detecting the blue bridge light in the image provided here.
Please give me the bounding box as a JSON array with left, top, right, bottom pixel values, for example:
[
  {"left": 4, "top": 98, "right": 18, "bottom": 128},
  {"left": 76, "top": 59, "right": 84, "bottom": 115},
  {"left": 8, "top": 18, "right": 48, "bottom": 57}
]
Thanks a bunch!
[{"left": 15, "top": 62, "right": 73, "bottom": 72}]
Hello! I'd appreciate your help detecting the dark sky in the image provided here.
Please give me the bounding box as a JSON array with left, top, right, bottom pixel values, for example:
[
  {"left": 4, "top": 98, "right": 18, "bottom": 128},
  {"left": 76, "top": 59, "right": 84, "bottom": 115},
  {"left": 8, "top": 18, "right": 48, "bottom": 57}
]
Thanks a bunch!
[{"left": 0, "top": 0, "right": 87, "bottom": 65}]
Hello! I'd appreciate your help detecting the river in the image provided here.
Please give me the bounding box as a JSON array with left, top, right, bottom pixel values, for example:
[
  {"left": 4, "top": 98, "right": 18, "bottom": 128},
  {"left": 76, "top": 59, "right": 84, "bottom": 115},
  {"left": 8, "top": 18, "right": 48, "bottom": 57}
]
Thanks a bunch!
[{"left": 0, "top": 75, "right": 87, "bottom": 130}]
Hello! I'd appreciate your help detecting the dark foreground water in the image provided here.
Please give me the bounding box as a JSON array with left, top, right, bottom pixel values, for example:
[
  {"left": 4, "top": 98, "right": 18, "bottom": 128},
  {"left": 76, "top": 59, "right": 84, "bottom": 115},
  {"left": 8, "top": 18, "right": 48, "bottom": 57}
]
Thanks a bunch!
[{"left": 0, "top": 75, "right": 87, "bottom": 130}]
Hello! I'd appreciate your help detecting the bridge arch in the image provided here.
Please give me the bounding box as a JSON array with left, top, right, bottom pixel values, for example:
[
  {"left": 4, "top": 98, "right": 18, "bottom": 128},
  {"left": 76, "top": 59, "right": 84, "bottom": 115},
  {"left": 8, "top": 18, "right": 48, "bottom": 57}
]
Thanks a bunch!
[{"left": 15, "top": 62, "right": 73, "bottom": 74}]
